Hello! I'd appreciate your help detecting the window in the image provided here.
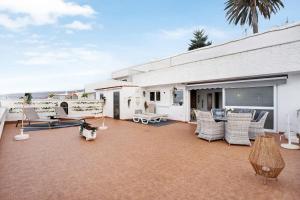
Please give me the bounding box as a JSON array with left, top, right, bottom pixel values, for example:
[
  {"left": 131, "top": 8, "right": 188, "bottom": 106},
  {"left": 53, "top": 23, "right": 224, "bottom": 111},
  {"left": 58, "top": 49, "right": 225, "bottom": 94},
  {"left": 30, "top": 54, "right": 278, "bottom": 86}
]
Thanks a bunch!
[
  {"left": 150, "top": 92, "right": 155, "bottom": 101},
  {"left": 173, "top": 90, "right": 183, "bottom": 105},
  {"left": 225, "top": 86, "right": 274, "bottom": 129},
  {"left": 149, "top": 91, "right": 161, "bottom": 102},
  {"left": 156, "top": 91, "right": 161, "bottom": 101},
  {"left": 225, "top": 86, "right": 273, "bottom": 107},
  {"left": 99, "top": 93, "right": 104, "bottom": 99}
]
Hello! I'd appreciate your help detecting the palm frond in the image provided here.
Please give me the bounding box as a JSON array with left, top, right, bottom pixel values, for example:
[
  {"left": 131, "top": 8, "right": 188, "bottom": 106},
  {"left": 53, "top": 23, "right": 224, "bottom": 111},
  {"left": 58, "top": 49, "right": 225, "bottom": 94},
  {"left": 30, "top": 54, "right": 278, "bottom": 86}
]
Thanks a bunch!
[{"left": 224, "top": 0, "right": 284, "bottom": 31}]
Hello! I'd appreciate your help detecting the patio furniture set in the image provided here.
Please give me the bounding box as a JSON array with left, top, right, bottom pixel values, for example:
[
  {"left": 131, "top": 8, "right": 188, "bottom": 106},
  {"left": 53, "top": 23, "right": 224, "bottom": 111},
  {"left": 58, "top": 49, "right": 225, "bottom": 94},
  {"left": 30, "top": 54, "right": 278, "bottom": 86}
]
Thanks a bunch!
[
  {"left": 16, "top": 106, "right": 86, "bottom": 128},
  {"left": 194, "top": 108, "right": 269, "bottom": 145},
  {"left": 15, "top": 107, "right": 98, "bottom": 141}
]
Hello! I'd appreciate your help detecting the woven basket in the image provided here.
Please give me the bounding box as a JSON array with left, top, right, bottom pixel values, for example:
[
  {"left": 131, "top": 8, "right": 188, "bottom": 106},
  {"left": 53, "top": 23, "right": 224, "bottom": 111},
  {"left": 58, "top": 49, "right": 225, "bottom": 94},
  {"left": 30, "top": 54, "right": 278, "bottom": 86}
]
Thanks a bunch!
[{"left": 249, "top": 135, "right": 285, "bottom": 179}]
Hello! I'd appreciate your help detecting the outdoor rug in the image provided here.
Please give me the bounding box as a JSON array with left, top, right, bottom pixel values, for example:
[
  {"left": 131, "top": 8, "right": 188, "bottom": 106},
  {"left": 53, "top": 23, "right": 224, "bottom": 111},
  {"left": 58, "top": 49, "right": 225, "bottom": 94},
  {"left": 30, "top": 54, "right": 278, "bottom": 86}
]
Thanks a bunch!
[{"left": 23, "top": 121, "right": 82, "bottom": 132}]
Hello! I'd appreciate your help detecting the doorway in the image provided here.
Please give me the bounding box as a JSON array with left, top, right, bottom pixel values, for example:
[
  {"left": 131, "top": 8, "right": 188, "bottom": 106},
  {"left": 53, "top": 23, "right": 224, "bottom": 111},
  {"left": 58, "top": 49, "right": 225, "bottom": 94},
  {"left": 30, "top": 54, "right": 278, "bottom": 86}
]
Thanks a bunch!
[
  {"left": 215, "top": 92, "right": 221, "bottom": 109},
  {"left": 113, "top": 91, "right": 120, "bottom": 119},
  {"left": 207, "top": 93, "right": 213, "bottom": 111},
  {"left": 189, "top": 89, "right": 223, "bottom": 121},
  {"left": 60, "top": 102, "right": 68, "bottom": 114},
  {"left": 190, "top": 90, "right": 197, "bottom": 109}
]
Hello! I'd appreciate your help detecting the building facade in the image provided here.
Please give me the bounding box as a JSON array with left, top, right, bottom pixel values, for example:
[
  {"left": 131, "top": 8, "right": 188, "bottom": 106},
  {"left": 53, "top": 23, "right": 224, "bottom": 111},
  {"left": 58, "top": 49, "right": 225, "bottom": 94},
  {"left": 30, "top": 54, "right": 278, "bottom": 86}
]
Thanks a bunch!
[{"left": 85, "top": 22, "right": 300, "bottom": 133}]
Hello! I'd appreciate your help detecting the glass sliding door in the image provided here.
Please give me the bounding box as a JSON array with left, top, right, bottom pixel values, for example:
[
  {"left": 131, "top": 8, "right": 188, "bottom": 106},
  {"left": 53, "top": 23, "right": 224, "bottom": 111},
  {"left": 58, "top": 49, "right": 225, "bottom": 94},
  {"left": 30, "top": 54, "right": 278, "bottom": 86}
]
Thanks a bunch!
[{"left": 224, "top": 86, "right": 275, "bottom": 130}]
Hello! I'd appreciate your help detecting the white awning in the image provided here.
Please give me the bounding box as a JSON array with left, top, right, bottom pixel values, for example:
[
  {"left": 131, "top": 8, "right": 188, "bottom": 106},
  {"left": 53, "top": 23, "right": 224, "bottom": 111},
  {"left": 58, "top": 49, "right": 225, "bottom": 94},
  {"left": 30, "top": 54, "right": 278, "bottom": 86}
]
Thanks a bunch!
[{"left": 186, "top": 75, "right": 287, "bottom": 90}]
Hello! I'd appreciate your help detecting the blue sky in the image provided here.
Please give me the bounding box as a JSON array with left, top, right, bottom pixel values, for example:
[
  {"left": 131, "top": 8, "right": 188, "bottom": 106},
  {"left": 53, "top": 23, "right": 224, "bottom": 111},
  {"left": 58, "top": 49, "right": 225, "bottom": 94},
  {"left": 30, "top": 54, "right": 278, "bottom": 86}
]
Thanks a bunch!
[{"left": 0, "top": 0, "right": 299, "bottom": 94}]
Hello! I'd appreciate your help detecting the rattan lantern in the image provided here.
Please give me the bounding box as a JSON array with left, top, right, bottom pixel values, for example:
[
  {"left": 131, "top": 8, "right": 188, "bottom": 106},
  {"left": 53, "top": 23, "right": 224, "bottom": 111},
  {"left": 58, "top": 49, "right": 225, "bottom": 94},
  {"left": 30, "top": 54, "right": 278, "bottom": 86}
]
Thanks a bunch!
[{"left": 249, "top": 135, "right": 285, "bottom": 184}]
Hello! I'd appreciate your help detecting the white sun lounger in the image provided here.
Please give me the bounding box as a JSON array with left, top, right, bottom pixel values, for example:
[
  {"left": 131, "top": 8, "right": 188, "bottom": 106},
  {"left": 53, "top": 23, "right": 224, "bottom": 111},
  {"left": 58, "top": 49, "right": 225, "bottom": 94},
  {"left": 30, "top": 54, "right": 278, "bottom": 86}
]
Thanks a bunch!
[
  {"left": 133, "top": 113, "right": 168, "bottom": 124},
  {"left": 54, "top": 107, "right": 85, "bottom": 122},
  {"left": 19, "top": 107, "right": 59, "bottom": 128}
]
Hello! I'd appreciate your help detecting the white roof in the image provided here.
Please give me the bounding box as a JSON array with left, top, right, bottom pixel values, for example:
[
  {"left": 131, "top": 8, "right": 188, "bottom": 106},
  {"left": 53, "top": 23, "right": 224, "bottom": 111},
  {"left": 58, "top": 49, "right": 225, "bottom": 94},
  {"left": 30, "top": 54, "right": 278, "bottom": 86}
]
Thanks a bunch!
[
  {"left": 112, "top": 22, "right": 300, "bottom": 81},
  {"left": 86, "top": 80, "right": 137, "bottom": 91}
]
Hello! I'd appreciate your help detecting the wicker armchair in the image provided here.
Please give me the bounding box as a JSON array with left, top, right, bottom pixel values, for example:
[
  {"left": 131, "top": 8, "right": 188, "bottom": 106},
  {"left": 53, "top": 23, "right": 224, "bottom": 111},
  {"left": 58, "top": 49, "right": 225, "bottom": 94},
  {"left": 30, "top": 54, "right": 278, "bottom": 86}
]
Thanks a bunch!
[
  {"left": 231, "top": 108, "right": 256, "bottom": 120},
  {"left": 249, "top": 111, "right": 269, "bottom": 140},
  {"left": 193, "top": 109, "right": 201, "bottom": 134},
  {"left": 197, "top": 111, "right": 224, "bottom": 142},
  {"left": 225, "top": 113, "right": 252, "bottom": 146},
  {"left": 211, "top": 108, "right": 226, "bottom": 119}
]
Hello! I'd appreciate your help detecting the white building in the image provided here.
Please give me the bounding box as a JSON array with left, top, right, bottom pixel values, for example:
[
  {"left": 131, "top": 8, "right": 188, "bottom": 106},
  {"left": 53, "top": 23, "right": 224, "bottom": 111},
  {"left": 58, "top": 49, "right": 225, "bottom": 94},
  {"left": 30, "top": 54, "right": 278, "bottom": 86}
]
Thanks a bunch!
[{"left": 85, "top": 22, "right": 300, "bottom": 133}]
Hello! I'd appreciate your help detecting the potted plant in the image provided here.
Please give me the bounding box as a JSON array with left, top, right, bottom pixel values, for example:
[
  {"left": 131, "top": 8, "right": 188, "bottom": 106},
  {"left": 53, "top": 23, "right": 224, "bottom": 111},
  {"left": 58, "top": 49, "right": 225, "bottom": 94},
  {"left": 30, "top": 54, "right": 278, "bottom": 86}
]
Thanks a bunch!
[
  {"left": 81, "top": 93, "right": 88, "bottom": 99},
  {"left": 24, "top": 93, "right": 32, "bottom": 105},
  {"left": 48, "top": 93, "right": 55, "bottom": 99},
  {"left": 100, "top": 96, "right": 106, "bottom": 104}
]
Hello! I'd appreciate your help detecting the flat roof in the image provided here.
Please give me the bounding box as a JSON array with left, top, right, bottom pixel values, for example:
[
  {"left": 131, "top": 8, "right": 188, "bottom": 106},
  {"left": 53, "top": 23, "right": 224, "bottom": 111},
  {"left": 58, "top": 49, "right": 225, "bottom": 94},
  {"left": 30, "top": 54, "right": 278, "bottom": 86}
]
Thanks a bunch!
[{"left": 112, "top": 22, "right": 300, "bottom": 78}]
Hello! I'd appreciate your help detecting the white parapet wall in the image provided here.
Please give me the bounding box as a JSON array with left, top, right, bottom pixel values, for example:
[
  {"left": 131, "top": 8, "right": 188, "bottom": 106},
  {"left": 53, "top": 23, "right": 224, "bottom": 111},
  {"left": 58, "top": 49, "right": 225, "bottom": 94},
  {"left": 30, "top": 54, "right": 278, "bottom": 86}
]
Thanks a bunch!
[
  {"left": 0, "top": 107, "right": 7, "bottom": 139},
  {"left": 1, "top": 99, "right": 103, "bottom": 122}
]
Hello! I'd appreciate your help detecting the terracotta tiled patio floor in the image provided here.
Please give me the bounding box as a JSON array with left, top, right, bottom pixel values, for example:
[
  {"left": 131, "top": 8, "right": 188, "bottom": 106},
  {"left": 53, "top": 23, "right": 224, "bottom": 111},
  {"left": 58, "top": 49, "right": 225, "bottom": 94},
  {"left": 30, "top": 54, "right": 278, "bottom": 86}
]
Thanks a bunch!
[{"left": 0, "top": 118, "right": 299, "bottom": 200}]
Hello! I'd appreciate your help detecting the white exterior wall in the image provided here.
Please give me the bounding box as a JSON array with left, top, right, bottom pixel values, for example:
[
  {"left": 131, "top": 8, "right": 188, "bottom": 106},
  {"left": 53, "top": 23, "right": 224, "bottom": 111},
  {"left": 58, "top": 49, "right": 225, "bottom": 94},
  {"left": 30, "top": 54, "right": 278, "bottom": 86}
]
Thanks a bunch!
[
  {"left": 143, "top": 84, "right": 188, "bottom": 121},
  {"left": 96, "top": 86, "right": 142, "bottom": 120},
  {"left": 120, "top": 87, "right": 143, "bottom": 119},
  {"left": 277, "top": 72, "right": 300, "bottom": 132},
  {"left": 97, "top": 85, "right": 189, "bottom": 121},
  {"left": 97, "top": 89, "right": 115, "bottom": 118}
]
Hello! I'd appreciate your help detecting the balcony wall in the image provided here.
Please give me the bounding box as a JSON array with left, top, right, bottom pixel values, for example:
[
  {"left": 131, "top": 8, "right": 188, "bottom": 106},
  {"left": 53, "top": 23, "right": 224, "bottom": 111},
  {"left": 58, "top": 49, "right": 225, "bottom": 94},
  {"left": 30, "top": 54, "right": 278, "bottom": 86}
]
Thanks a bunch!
[{"left": 1, "top": 99, "right": 103, "bottom": 121}]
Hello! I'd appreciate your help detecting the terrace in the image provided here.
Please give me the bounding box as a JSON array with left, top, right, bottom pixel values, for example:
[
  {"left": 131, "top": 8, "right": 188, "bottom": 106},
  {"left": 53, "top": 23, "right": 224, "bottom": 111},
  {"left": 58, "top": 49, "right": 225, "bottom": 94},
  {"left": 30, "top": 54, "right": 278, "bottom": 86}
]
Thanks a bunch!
[{"left": 0, "top": 118, "right": 299, "bottom": 200}]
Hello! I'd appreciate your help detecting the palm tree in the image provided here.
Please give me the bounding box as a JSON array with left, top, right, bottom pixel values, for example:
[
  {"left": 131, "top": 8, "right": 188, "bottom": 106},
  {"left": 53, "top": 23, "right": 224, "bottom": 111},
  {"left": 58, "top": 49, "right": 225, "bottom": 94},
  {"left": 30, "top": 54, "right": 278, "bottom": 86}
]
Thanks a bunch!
[
  {"left": 225, "top": 0, "right": 284, "bottom": 34},
  {"left": 188, "top": 29, "right": 212, "bottom": 51}
]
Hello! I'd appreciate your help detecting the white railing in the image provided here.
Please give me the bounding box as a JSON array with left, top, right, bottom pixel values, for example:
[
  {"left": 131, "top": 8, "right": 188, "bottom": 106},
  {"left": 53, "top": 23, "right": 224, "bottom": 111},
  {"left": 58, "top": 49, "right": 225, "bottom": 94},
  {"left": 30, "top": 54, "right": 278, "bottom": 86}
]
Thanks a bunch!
[
  {"left": 0, "top": 107, "right": 7, "bottom": 139},
  {"left": 1, "top": 99, "right": 103, "bottom": 121}
]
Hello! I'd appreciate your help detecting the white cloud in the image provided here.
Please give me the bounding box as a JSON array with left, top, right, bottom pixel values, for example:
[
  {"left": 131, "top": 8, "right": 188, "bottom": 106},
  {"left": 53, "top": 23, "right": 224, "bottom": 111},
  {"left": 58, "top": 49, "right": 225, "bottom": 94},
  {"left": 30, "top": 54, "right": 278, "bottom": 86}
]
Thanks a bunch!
[
  {"left": 0, "top": 43, "right": 128, "bottom": 94},
  {"left": 65, "top": 21, "right": 92, "bottom": 30},
  {"left": 0, "top": 33, "right": 14, "bottom": 38},
  {"left": 0, "top": 14, "right": 31, "bottom": 29},
  {"left": 17, "top": 47, "right": 117, "bottom": 65},
  {"left": 0, "top": 0, "right": 95, "bottom": 30},
  {"left": 160, "top": 28, "right": 193, "bottom": 40},
  {"left": 65, "top": 30, "right": 74, "bottom": 34}
]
